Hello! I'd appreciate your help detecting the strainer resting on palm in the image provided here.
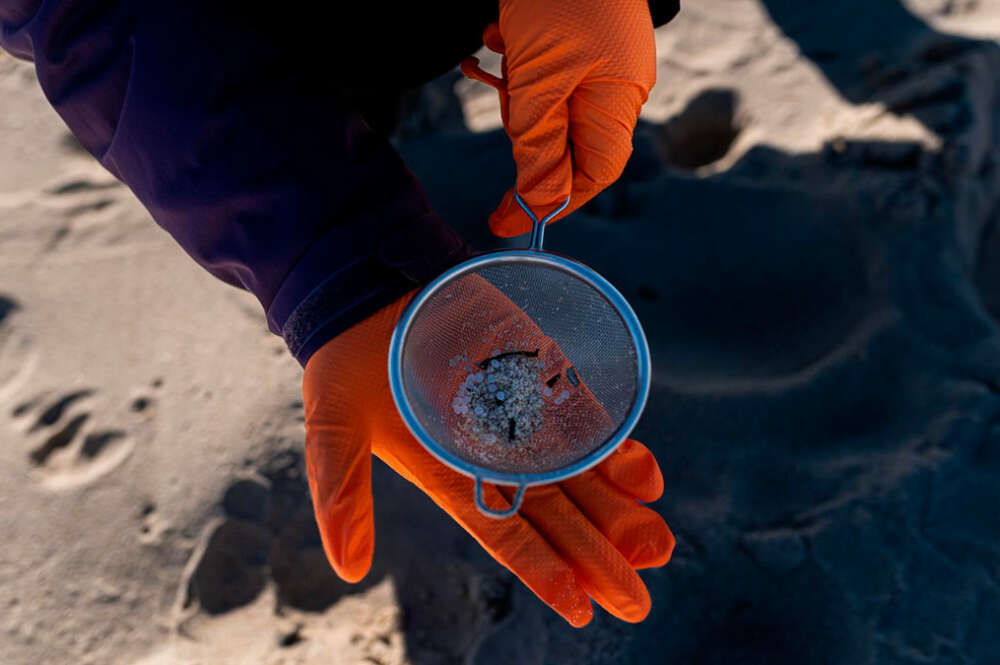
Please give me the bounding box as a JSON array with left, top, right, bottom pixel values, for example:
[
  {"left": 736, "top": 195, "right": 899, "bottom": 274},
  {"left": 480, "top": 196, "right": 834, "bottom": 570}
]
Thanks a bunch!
[{"left": 305, "top": 267, "right": 673, "bottom": 626}]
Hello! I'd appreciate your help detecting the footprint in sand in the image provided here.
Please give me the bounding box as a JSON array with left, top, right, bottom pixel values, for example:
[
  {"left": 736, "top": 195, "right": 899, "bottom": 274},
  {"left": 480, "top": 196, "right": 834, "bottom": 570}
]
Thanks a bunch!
[
  {"left": 0, "top": 294, "right": 39, "bottom": 404},
  {"left": 9, "top": 387, "right": 138, "bottom": 490},
  {"left": 179, "top": 450, "right": 357, "bottom": 617},
  {"left": 35, "top": 174, "right": 125, "bottom": 252}
]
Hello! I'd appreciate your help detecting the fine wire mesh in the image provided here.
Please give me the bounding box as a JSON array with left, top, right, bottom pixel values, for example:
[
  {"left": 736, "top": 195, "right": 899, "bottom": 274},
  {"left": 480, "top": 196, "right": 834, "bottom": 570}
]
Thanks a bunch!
[{"left": 399, "top": 258, "right": 640, "bottom": 476}]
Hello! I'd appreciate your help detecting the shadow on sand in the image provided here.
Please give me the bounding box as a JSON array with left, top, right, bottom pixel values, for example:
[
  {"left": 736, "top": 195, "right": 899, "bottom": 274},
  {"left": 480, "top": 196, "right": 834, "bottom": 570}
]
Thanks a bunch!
[{"left": 187, "top": 3, "right": 1000, "bottom": 662}]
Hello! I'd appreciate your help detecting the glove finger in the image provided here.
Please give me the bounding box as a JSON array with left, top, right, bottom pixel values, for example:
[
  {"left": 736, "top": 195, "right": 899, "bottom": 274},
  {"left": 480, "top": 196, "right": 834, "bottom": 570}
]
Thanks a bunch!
[
  {"left": 375, "top": 434, "right": 593, "bottom": 627},
  {"left": 304, "top": 414, "right": 375, "bottom": 583},
  {"left": 560, "top": 469, "right": 675, "bottom": 569},
  {"left": 597, "top": 439, "right": 664, "bottom": 503},
  {"left": 566, "top": 80, "right": 646, "bottom": 212},
  {"left": 482, "top": 22, "right": 505, "bottom": 54},
  {"left": 500, "top": 483, "right": 652, "bottom": 623},
  {"left": 466, "top": 481, "right": 595, "bottom": 628},
  {"left": 489, "top": 85, "right": 573, "bottom": 238},
  {"left": 490, "top": 80, "right": 646, "bottom": 237}
]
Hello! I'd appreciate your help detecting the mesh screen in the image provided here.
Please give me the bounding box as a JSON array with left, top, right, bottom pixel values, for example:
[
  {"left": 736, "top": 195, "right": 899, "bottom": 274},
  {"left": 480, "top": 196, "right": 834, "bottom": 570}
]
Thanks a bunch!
[{"left": 400, "top": 259, "right": 639, "bottom": 475}]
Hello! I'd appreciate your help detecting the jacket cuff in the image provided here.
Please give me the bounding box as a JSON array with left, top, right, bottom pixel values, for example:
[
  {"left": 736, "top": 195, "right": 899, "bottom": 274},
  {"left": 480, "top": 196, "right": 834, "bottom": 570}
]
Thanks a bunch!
[{"left": 272, "top": 211, "right": 475, "bottom": 366}]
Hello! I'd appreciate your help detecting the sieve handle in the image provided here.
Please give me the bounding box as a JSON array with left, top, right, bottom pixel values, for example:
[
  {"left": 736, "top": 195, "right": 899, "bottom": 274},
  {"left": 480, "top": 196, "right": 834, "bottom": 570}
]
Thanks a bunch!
[
  {"left": 475, "top": 476, "right": 527, "bottom": 518},
  {"left": 515, "top": 193, "right": 571, "bottom": 251}
]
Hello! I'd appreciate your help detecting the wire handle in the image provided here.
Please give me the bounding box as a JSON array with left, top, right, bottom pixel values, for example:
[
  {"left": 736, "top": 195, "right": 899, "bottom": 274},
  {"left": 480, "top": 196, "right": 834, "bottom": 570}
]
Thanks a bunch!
[
  {"left": 474, "top": 476, "right": 527, "bottom": 518},
  {"left": 514, "top": 193, "right": 571, "bottom": 251}
]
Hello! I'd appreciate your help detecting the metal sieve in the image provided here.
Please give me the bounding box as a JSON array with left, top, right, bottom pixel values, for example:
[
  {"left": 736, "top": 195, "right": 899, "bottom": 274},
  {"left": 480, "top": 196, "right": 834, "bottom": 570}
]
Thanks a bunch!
[{"left": 388, "top": 195, "right": 650, "bottom": 518}]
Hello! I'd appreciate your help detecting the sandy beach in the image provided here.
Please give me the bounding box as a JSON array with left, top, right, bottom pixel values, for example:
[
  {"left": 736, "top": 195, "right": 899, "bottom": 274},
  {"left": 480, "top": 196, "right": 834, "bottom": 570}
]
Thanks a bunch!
[{"left": 3, "top": 1, "right": 1000, "bottom": 663}]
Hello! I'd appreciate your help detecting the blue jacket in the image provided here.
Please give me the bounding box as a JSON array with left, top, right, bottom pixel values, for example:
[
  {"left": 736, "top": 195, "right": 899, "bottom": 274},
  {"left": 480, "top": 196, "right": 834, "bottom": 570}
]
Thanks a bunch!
[{"left": 0, "top": 0, "right": 680, "bottom": 366}]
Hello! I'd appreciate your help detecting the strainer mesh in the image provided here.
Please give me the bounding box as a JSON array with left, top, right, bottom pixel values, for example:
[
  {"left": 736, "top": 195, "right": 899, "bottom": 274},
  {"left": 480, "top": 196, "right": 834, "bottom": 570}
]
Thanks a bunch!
[{"left": 399, "top": 258, "right": 640, "bottom": 475}]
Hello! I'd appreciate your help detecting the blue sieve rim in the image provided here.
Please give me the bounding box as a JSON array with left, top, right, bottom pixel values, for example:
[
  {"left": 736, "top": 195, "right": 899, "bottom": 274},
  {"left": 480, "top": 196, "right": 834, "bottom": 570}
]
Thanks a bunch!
[{"left": 388, "top": 250, "right": 652, "bottom": 487}]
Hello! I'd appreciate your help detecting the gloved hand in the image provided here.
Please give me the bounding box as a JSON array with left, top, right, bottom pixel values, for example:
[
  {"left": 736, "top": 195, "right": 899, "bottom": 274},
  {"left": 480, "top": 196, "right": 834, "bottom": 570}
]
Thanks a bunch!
[
  {"left": 303, "top": 279, "right": 674, "bottom": 626},
  {"left": 461, "top": 0, "right": 657, "bottom": 237}
]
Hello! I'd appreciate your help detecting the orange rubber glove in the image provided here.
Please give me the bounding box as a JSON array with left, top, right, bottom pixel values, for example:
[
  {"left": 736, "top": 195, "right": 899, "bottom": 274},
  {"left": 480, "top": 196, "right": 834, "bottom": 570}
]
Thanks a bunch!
[
  {"left": 303, "top": 280, "right": 674, "bottom": 626},
  {"left": 461, "top": 0, "right": 657, "bottom": 237}
]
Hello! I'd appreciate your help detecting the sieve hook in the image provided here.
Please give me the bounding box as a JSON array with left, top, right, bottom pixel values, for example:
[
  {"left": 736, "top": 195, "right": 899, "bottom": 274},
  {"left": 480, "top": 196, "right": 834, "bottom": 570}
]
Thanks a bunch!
[
  {"left": 515, "top": 193, "right": 571, "bottom": 251},
  {"left": 475, "top": 476, "right": 527, "bottom": 518}
]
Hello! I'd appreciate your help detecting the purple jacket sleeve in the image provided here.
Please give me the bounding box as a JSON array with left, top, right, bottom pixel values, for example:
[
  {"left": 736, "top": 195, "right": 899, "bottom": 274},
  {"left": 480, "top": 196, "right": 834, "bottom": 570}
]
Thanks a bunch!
[{"left": 0, "top": 0, "right": 473, "bottom": 366}]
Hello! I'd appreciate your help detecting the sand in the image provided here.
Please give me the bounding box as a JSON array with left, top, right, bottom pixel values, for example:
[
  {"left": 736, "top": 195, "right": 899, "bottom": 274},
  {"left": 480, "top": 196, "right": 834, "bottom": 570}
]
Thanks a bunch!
[{"left": 3, "top": 1, "right": 1000, "bottom": 663}]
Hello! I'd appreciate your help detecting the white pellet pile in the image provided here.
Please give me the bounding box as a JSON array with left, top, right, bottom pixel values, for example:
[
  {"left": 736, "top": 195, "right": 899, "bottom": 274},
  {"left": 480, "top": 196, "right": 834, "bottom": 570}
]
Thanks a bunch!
[{"left": 452, "top": 351, "right": 546, "bottom": 449}]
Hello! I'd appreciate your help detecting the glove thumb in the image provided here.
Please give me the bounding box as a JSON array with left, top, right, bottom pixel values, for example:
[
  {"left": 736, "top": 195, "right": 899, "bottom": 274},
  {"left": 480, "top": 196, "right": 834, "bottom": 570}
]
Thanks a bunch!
[{"left": 303, "top": 362, "right": 376, "bottom": 583}]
